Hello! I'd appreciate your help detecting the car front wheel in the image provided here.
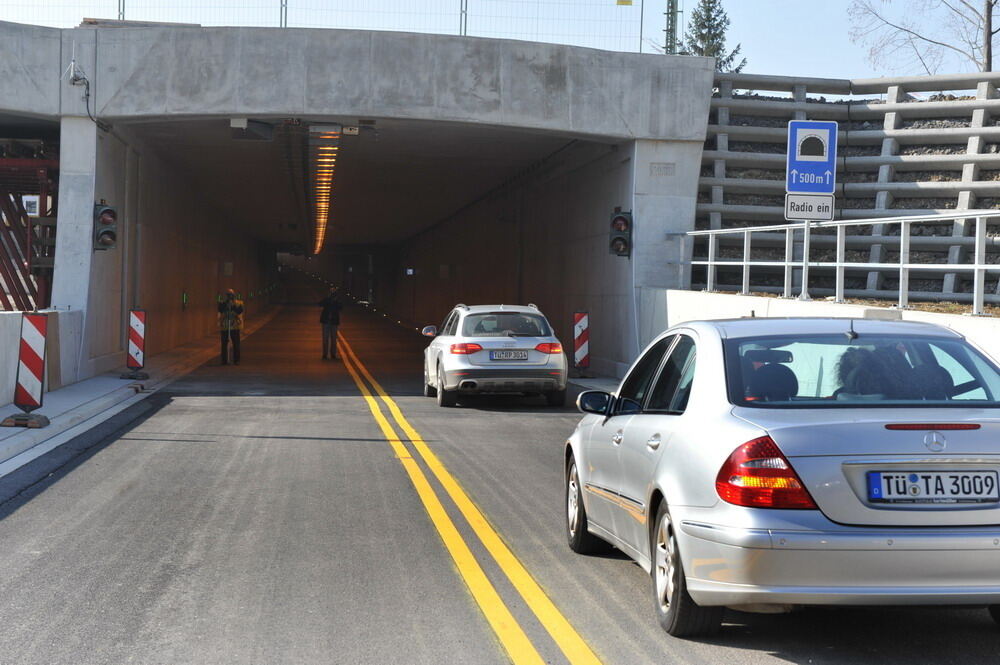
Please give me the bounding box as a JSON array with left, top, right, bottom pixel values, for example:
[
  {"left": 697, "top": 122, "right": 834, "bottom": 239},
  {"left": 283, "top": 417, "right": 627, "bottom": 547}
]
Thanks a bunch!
[
  {"left": 423, "top": 364, "right": 437, "bottom": 397},
  {"left": 565, "top": 457, "right": 606, "bottom": 554},
  {"left": 651, "top": 503, "right": 723, "bottom": 637},
  {"left": 436, "top": 366, "right": 457, "bottom": 407}
]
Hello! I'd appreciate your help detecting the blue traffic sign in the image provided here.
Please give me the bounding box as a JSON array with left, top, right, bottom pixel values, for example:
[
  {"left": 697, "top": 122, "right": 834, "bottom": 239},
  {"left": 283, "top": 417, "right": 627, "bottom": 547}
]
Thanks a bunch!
[{"left": 786, "top": 120, "right": 838, "bottom": 195}]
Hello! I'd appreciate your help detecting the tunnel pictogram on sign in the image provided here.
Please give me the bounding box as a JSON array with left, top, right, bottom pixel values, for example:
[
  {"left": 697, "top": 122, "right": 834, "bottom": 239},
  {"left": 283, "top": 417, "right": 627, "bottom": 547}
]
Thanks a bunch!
[
  {"left": 122, "top": 309, "right": 150, "bottom": 381},
  {"left": 2, "top": 313, "right": 50, "bottom": 428},
  {"left": 573, "top": 312, "right": 590, "bottom": 370}
]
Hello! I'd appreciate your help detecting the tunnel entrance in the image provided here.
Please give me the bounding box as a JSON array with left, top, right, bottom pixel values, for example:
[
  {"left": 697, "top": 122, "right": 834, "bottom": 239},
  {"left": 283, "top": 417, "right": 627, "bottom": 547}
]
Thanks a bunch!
[{"left": 120, "top": 115, "right": 624, "bottom": 354}]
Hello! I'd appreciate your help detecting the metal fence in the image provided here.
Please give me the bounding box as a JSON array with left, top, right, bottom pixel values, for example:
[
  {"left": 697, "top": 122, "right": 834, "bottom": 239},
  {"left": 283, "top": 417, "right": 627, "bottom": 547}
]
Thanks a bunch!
[
  {"left": 0, "top": 0, "right": 669, "bottom": 54},
  {"left": 689, "top": 212, "right": 1000, "bottom": 315}
]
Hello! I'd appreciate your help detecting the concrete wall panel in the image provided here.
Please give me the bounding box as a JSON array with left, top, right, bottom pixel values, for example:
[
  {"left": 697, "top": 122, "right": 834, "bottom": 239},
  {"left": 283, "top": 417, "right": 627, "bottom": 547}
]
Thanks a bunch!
[
  {"left": 87, "top": 26, "right": 714, "bottom": 141},
  {"left": 0, "top": 21, "right": 61, "bottom": 118}
]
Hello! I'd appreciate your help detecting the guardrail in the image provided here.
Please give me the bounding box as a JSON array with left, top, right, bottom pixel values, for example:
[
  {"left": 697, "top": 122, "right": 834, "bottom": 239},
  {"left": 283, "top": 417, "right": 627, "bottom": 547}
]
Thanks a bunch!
[{"left": 688, "top": 211, "right": 1000, "bottom": 315}]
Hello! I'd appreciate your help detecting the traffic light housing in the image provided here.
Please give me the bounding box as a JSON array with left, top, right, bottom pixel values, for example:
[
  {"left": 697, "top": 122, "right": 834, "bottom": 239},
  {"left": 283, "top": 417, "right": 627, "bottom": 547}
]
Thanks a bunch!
[
  {"left": 609, "top": 211, "right": 632, "bottom": 257},
  {"left": 93, "top": 204, "right": 118, "bottom": 250}
]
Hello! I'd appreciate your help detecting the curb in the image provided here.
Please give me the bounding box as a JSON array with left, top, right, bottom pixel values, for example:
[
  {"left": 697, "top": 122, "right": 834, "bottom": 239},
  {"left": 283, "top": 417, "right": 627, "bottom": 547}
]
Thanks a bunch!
[{"left": 0, "top": 307, "right": 282, "bottom": 478}]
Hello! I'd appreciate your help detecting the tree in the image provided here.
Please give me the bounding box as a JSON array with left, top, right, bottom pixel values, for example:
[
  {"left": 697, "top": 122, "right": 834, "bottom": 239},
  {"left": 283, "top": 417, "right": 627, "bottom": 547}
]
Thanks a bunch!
[
  {"left": 681, "top": 0, "right": 747, "bottom": 73},
  {"left": 849, "top": 0, "right": 1000, "bottom": 74}
]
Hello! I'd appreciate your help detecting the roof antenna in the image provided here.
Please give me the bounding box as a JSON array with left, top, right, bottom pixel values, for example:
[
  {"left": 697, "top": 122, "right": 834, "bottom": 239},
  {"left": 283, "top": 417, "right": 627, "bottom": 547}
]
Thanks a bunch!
[{"left": 845, "top": 319, "right": 858, "bottom": 340}]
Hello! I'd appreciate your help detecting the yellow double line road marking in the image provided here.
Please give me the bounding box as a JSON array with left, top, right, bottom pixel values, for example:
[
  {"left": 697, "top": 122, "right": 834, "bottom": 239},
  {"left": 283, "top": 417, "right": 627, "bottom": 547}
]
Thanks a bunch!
[{"left": 337, "top": 333, "right": 602, "bottom": 665}]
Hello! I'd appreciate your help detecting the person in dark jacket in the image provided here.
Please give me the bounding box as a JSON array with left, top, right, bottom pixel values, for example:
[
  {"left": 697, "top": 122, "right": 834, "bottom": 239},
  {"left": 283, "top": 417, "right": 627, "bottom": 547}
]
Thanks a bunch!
[
  {"left": 218, "top": 289, "right": 245, "bottom": 365},
  {"left": 318, "top": 287, "right": 343, "bottom": 360}
]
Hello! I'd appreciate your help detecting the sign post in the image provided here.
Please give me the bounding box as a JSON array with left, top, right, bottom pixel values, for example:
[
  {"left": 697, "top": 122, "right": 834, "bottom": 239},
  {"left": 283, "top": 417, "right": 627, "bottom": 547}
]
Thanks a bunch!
[{"left": 786, "top": 119, "right": 839, "bottom": 300}]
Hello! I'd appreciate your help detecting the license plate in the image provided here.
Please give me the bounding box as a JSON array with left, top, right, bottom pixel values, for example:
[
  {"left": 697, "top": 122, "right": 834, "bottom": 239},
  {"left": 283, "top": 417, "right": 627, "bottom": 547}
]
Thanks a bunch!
[
  {"left": 867, "top": 471, "right": 1000, "bottom": 504},
  {"left": 490, "top": 350, "right": 528, "bottom": 361}
]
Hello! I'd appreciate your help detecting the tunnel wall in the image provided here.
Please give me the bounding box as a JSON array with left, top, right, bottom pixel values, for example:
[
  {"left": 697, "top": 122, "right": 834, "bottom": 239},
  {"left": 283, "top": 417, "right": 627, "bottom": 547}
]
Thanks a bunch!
[
  {"left": 383, "top": 139, "right": 702, "bottom": 378},
  {"left": 81, "top": 126, "right": 275, "bottom": 376}
]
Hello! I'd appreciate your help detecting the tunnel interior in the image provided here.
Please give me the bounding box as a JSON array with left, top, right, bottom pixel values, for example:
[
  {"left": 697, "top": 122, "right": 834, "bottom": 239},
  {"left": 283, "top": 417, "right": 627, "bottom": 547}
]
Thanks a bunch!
[{"left": 78, "top": 114, "right": 637, "bottom": 369}]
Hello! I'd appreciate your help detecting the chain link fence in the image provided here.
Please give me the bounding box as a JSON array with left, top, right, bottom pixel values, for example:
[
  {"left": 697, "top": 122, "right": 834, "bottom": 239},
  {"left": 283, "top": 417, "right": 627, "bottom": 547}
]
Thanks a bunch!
[{"left": 0, "top": 0, "right": 674, "bottom": 53}]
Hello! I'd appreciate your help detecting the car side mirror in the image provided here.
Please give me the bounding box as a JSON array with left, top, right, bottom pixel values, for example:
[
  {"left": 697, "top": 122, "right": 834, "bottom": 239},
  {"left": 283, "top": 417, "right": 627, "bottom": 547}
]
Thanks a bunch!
[
  {"left": 577, "top": 390, "right": 612, "bottom": 415},
  {"left": 421, "top": 326, "right": 438, "bottom": 337}
]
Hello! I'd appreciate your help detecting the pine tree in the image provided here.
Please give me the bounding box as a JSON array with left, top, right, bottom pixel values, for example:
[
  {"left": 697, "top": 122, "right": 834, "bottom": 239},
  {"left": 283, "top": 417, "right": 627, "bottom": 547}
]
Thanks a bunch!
[{"left": 682, "top": 0, "right": 747, "bottom": 73}]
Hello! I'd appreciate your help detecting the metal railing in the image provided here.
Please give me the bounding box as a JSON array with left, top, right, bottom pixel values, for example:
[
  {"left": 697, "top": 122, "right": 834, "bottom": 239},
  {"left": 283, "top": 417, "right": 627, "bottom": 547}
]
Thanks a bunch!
[{"left": 688, "top": 212, "right": 1000, "bottom": 315}]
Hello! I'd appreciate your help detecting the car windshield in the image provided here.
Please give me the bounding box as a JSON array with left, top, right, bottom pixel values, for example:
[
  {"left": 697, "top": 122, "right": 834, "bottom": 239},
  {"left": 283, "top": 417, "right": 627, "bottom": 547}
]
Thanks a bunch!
[
  {"left": 725, "top": 333, "right": 1000, "bottom": 408},
  {"left": 462, "top": 312, "right": 551, "bottom": 337}
]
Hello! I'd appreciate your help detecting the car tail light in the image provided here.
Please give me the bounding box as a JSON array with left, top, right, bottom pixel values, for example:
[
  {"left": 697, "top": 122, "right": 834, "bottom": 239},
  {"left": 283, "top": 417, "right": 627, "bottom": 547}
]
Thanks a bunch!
[
  {"left": 716, "top": 436, "right": 817, "bottom": 509},
  {"left": 885, "top": 423, "right": 980, "bottom": 430},
  {"left": 535, "top": 342, "right": 563, "bottom": 354},
  {"left": 450, "top": 343, "right": 483, "bottom": 354}
]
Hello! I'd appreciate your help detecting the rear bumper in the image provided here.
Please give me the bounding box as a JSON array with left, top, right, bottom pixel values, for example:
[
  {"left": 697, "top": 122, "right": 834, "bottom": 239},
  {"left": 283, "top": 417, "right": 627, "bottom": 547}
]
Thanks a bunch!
[
  {"left": 443, "top": 368, "right": 567, "bottom": 393},
  {"left": 678, "top": 520, "right": 1000, "bottom": 607}
]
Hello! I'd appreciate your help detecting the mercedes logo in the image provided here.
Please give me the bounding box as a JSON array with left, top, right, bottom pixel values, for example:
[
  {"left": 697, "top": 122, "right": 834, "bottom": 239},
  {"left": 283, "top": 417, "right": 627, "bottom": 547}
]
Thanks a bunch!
[{"left": 924, "top": 431, "right": 947, "bottom": 453}]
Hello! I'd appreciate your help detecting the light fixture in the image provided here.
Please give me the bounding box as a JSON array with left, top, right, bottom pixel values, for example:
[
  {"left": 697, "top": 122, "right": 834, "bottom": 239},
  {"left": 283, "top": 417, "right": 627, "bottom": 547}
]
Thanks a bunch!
[{"left": 308, "top": 124, "right": 342, "bottom": 255}]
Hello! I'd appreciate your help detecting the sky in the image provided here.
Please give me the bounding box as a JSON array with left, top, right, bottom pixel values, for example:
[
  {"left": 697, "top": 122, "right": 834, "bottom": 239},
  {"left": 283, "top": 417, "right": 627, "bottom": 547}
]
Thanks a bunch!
[{"left": 0, "top": 1, "right": 961, "bottom": 80}]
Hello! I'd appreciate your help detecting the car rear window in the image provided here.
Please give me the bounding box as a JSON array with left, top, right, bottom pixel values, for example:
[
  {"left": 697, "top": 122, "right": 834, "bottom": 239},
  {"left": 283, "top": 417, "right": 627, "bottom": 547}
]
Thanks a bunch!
[
  {"left": 462, "top": 312, "right": 551, "bottom": 337},
  {"left": 725, "top": 333, "right": 1000, "bottom": 408}
]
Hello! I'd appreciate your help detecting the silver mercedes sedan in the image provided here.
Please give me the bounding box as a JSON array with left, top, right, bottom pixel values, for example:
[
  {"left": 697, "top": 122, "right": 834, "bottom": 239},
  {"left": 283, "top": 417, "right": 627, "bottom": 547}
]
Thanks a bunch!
[{"left": 565, "top": 317, "right": 1000, "bottom": 637}]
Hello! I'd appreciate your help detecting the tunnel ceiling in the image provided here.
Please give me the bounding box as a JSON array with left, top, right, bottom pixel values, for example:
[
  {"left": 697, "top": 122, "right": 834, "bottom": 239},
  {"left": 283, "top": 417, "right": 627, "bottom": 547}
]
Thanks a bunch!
[{"left": 127, "top": 117, "right": 578, "bottom": 251}]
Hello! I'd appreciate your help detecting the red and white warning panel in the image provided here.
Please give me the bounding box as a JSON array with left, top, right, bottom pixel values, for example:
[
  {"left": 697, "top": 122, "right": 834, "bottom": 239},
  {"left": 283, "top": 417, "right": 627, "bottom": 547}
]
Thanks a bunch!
[
  {"left": 573, "top": 311, "right": 590, "bottom": 369},
  {"left": 14, "top": 313, "right": 47, "bottom": 412},
  {"left": 2, "top": 313, "right": 50, "bottom": 428},
  {"left": 127, "top": 309, "right": 146, "bottom": 369},
  {"left": 122, "top": 308, "right": 150, "bottom": 381}
]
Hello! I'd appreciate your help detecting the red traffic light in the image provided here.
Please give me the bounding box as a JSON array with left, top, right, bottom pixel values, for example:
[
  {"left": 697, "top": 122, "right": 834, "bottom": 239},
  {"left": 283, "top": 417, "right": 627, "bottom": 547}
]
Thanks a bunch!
[
  {"left": 611, "top": 214, "right": 630, "bottom": 232},
  {"left": 98, "top": 209, "right": 117, "bottom": 225}
]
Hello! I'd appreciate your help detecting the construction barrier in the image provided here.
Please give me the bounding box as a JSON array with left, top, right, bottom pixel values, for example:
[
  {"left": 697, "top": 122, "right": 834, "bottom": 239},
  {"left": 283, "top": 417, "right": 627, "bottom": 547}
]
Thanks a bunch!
[
  {"left": 122, "top": 308, "right": 149, "bottom": 380},
  {"left": 573, "top": 311, "right": 590, "bottom": 370},
  {"left": 2, "top": 312, "right": 49, "bottom": 428}
]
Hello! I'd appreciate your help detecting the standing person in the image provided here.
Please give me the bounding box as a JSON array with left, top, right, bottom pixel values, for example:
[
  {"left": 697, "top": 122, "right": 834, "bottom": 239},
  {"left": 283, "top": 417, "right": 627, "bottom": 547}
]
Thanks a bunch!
[
  {"left": 318, "top": 287, "right": 343, "bottom": 360},
  {"left": 218, "top": 289, "right": 245, "bottom": 365}
]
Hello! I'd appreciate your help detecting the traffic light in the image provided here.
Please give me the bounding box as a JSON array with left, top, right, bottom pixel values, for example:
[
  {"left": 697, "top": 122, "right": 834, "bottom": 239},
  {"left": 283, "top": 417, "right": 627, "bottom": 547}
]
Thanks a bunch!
[
  {"left": 93, "top": 204, "right": 117, "bottom": 250},
  {"left": 609, "top": 211, "right": 632, "bottom": 257}
]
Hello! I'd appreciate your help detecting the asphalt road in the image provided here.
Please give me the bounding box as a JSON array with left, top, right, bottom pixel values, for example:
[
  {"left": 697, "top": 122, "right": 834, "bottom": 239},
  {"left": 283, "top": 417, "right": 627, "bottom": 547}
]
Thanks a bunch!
[{"left": 0, "top": 283, "right": 998, "bottom": 664}]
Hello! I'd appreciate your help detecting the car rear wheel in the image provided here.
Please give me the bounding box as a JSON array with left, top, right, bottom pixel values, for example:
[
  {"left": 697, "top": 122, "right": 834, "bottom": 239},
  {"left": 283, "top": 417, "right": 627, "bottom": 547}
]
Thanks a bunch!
[
  {"left": 436, "top": 366, "right": 457, "bottom": 407},
  {"left": 565, "top": 457, "right": 607, "bottom": 554},
  {"left": 546, "top": 389, "right": 566, "bottom": 407},
  {"left": 989, "top": 605, "right": 1000, "bottom": 626},
  {"left": 423, "top": 365, "right": 437, "bottom": 397},
  {"left": 651, "top": 503, "right": 723, "bottom": 637}
]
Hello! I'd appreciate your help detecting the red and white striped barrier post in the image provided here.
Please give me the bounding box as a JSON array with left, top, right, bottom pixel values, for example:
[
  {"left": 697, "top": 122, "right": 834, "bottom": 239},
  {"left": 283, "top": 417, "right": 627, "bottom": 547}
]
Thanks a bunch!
[
  {"left": 573, "top": 311, "right": 590, "bottom": 375},
  {"left": 2, "top": 312, "right": 50, "bottom": 428},
  {"left": 121, "top": 309, "right": 149, "bottom": 380}
]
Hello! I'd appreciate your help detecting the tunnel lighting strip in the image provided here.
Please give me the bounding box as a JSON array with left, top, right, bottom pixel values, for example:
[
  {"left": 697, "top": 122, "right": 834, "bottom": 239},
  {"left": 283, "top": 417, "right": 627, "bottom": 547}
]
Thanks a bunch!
[{"left": 309, "top": 126, "right": 341, "bottom": 255}]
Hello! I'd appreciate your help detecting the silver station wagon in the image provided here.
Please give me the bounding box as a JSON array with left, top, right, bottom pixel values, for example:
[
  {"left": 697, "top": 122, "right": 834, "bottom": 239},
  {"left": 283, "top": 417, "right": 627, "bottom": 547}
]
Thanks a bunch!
[
  {"left": 422, "top": 304, "right": 568, "bottom": 407},
  {"left": 565, "top": 317, "right": 1000, "bottom": 637}
]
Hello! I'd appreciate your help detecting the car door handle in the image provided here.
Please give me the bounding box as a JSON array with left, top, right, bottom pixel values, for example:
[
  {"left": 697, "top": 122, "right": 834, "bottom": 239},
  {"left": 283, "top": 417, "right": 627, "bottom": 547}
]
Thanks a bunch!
[
  {"left": 647, "top": 434, "right": 661, "bottom": 450},
  {"left": 611, "top": 431, "right": 623, "bottom": 446}
]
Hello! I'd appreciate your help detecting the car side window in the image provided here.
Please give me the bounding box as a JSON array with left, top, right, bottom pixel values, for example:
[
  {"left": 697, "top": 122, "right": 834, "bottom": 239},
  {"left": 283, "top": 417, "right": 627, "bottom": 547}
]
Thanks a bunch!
[
  {"left": 441, "top": 312, "right": 458, "bottom": 337},
  {"left": 646, "top": 336, "right": 696, "bottom": 414},
  {"left": 446, "top": 313, "right": 461, "bottom": 336},
  {"left": 617, "top": 336, "right": 675, "bottom": 412}
]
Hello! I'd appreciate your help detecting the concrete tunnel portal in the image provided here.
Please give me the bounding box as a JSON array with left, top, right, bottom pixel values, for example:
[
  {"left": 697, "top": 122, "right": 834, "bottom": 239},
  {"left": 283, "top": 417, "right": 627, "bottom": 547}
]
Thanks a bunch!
[{"left": 0, "top": 20, "right": 715, "bottom": 385}]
